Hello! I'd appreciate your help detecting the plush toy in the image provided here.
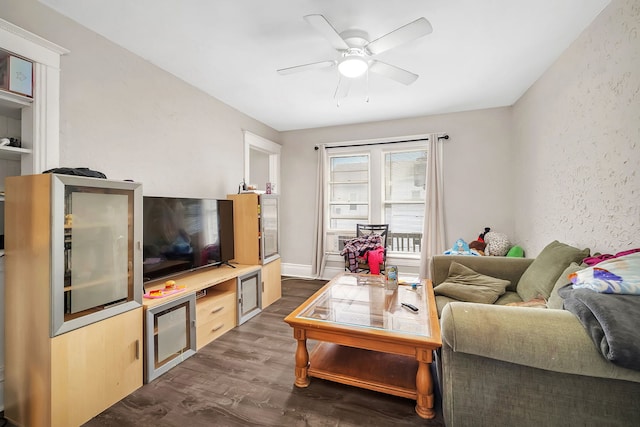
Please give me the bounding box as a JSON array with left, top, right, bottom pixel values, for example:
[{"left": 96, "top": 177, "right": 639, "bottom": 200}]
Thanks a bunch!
[
  {"left": 444, "top": 238, "right": 480, "bottom": 256},
  {"left": 478, "top": 227, "right": 491, "bottom": 242},
  {"left": 484, "top": 231, "right": 511, "bottom": 256},
  {"left": 469, "top": 227, "right": 491, "bottom": 255},
  {"left": 469, "top": 240, "right": 486, "bottom": 254}
]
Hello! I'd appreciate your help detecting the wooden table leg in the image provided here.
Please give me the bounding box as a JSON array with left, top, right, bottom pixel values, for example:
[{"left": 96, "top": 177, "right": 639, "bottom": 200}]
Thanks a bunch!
[
  {"left": 293, "top": 328, "right": 310, "bottom": 387},
  {"left": 415, "top": 348, "right": 435, "bottom": 419}
]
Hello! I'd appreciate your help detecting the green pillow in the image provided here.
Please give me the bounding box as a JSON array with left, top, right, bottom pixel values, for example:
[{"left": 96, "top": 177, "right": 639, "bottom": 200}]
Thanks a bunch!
[
  {"left": 434, "top": 261, "right": 511, "bottom": 304},
  {"left": 517, "top": 241, "right": 590, "bottom": 302},
  {"left": 547, "top": 262, "right": 583, "bottom": 309}
]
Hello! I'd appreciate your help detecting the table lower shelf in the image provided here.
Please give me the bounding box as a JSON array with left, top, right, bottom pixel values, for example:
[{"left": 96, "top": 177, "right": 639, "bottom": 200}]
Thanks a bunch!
[{"left": 308, "top": 342, "right": 419, "bottom": 399}]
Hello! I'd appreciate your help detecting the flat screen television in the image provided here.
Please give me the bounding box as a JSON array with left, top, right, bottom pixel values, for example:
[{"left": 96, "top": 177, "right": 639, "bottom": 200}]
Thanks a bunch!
[{"left": 142, "top": 196, "right": 235, "bottom": 282}]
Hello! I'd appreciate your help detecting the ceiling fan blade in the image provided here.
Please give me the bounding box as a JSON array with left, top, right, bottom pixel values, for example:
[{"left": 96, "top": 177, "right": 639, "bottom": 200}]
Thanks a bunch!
[
  {"left": 369, "top": 60, "right": 419, "bottom": 85},
  {"left": 365, "top": 17, "right": 433, "bottom": 56},
  {"left": 277, "top": 60, "right": 336, "bottom": 75},
  {"left": 304, "top": 14, "right": 350, "bottom": 51}
]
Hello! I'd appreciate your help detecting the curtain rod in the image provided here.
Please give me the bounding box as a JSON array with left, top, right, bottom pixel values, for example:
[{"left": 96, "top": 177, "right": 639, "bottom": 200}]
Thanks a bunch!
[{"left": 314, "top": 134, "right": 449, "bottom": 150}]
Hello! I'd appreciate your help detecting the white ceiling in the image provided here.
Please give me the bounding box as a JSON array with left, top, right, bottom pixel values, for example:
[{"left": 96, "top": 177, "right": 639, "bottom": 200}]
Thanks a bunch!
[{"left": 40, "top": 0, "right": 610, "bottom": 132}]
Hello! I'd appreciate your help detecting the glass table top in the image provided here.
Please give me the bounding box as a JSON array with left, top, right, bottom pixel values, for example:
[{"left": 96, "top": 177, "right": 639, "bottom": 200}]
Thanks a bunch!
[{"left": 297, "top": 273, "right": 431, "bottom": 337}]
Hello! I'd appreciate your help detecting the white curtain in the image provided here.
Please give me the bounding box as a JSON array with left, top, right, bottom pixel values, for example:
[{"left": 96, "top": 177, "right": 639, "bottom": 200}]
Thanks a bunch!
[
  {"left": 419, "top": 134, "right": 446, "bottom": 279},
  {"left": 311, "top": 146, "right": 327, "bottom": 278}
]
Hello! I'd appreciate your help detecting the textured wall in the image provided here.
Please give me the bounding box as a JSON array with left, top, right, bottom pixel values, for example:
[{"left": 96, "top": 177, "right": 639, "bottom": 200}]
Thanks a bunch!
[{"left": 512, "top": 0, "right": 640, "bottom": 256}]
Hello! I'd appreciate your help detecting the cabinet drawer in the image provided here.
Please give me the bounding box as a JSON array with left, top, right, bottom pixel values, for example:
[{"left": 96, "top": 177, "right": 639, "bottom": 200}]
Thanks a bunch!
[
  {"left": 196, "top": 309, "right": 236, "bottom": 349},
  {"left": 196, "top": 291, "right": 236, "bottom": 326}
]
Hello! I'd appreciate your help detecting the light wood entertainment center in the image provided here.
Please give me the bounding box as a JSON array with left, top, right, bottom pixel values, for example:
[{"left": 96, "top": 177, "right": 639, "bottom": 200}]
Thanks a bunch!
[{"left": 5, "top": 175, "right": 280, "bottom": 426}]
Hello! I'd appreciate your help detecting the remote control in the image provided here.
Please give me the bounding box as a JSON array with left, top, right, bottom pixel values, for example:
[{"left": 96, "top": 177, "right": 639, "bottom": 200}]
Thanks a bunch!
[{"left": 401, "top": 302, "right": 419, "bottom": 312}]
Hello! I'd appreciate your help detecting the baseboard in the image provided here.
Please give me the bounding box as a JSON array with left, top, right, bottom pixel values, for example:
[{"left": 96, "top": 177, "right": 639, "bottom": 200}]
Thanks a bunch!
[
  {"left": 281, "top": 263, "right": 314, "bottom": 279},
  {"left": 281, "top": 262, "right": 341, "bottom": 280}
]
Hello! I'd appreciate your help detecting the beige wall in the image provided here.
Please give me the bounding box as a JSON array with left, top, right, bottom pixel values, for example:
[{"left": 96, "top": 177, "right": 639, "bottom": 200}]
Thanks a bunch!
[
  {"left": 2, "top": 0, "right": 637, "bottom": 265},
  {"left": 0, "top": 0, "right": 280, "bottom": 199},
  {"left": 280, "top": 107, "right": 515, "bottom": 269},
  {"left": 512, "top": 0, "right": 640, "bottom": 255}
]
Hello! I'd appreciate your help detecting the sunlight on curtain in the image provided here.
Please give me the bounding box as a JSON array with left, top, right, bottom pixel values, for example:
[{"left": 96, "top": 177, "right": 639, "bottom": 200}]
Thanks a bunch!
[
  {"left": 311, "top": 146, "right": 327, "bottom": 278},
  {"left": 419, "top": 134, "right": 446, "bottom": 279}
]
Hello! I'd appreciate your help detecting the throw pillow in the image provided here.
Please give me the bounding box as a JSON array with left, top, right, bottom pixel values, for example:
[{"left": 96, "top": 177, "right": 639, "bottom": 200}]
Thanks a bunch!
[
  {"left": 434, "top": 261, "right": 510, "bottom": 304},
  {"left": 517, "top": 240, "right": 590, "bottom": 302},
  {"left": 547, "top": 262, "right": 583, "bottom": 309}
]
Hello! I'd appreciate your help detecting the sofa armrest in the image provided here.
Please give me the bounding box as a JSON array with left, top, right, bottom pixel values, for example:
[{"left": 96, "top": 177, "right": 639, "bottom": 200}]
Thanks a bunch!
[
  {"left": 431, "top": 255, "right": 534, "bottom": 292},
  {"left": 440, "top": 302, "right": 640, "bottom": 383}
]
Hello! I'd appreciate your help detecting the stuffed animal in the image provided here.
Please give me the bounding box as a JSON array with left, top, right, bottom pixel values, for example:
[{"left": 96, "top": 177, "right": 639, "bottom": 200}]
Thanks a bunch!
[
  {"left": 469, "top": 227, "right": 491, "bottom": 255},
  {"left": 484, "top": 231, "right": 511, "bottom": 256},
  {"left": 444, "top": 238, "right": 480, "bottom": 256},
  {"left": 469, "top": 240, "right": 486, "bottom": 254}
]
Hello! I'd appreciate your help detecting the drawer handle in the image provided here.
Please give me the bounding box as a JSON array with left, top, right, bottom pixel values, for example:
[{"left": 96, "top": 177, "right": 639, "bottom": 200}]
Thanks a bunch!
[
  {"left": 212, "top": 323, "right": 225, "bottom": 332},
  {"left": 211, "top": 306, "right": 224, "bottom": 314}
]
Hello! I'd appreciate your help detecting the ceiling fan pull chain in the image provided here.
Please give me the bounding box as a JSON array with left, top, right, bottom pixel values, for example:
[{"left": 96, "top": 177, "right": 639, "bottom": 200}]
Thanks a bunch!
[{"left": 365, "top": 68, "right": 370, "bottom": 103}]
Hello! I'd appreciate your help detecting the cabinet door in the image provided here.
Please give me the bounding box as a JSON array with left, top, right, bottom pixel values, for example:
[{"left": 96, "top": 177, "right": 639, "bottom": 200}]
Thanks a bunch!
[
  {"left": 260, "top": 195, "right": 279, "bottom": 263},
  {"left": 51, "top": 174, "right": 143, "bottom": 336},
  {"left": 51, "top": 308, "right": 143, "bottom": 427},
  {"left": 238, "top": 269, "right": 262, "bottom": 324},
  {"left": 145, "top": 293, "right": 196, "bottom": 382},
  {"left": 262, "top": 258, "right": 282, "bottom": 308}
]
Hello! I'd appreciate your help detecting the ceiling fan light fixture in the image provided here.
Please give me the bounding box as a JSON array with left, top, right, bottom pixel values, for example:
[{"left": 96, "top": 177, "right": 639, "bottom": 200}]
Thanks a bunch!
[{"left": 338, "top": 53, "right": 368, "bottom": 78}]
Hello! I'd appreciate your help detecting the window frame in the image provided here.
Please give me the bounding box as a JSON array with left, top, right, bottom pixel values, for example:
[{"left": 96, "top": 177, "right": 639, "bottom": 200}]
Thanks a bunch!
[{"left": 324, "top": 137, "right": 428, "bottom": 257}]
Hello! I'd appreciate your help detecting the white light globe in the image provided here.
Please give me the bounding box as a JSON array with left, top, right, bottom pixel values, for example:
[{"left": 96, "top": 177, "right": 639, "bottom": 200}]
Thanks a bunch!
[{"left": 338, "top": 55, "right": 368, "bottom": 78}]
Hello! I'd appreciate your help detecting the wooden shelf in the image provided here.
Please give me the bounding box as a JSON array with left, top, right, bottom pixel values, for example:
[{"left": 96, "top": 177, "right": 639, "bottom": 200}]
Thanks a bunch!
[{"left": 308, "top": 342, "right": 419, "bottom": 399}]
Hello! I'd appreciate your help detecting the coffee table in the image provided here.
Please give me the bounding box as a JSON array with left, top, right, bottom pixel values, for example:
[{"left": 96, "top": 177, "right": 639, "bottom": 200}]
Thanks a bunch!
[{"left": 284, "top": 272, "right": 441, "bottom": 419}]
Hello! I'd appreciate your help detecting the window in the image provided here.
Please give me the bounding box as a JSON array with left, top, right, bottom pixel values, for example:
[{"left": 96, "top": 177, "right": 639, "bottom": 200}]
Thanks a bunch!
[
  {"left": 325, "top": 140, "right": 427, "bottom": 255},
  {"left": 328, "top": 154, "right": 369, "bottom": 230}
]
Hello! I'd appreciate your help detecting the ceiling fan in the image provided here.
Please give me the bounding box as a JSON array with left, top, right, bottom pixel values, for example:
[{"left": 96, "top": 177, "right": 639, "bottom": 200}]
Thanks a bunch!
[{"left": 277, "top": 14, "right": 433, "bottom": 100}]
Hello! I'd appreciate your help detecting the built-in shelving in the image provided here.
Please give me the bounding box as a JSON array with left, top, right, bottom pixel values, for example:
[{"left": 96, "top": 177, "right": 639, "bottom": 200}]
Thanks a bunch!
[
  {"left": 0, "top": 89, "right": 32, "bottom": 108},
  {"left": 0, "top": 145, "right": 31, "bottom": 161}
]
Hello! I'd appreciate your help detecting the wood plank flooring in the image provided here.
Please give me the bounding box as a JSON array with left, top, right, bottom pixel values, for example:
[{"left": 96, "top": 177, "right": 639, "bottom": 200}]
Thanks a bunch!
[{"left": 84, "top": 277, "right": 445, "bottom": 426}]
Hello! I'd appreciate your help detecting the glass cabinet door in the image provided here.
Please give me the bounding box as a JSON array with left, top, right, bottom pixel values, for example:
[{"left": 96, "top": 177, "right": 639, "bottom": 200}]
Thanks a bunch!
[
  {"left": 237, "top": 269, "right": 262, "bottom": 325},
  {"left": 145, "top": 293, "right": 196, "bottom": 383},
  {"left": 260, "top": 195, "right": 279, "bottom": 264},
  {"left": 51, "top": 174, "right": 142, "bottom": 336}
]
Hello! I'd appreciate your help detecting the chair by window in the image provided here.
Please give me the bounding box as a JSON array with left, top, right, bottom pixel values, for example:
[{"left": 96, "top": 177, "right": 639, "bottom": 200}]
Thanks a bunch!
[{"left": 342, "top": 224, "right": 389, "bottom": 274}]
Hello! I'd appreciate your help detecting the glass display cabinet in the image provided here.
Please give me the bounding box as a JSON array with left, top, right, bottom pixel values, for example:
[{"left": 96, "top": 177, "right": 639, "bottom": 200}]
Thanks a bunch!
[
  {"left": 5, "top": 173, "right": 143, "bottom": 427},
  {"left": 227, "top": 193, "right": 282, "bottom": 308}
]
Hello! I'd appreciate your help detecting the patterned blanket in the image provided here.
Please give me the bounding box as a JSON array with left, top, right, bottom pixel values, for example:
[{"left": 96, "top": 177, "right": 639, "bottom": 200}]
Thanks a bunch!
[
  {"left": 558, "top": 285, "right": 640, "bottom": 371},
  {"left": 341, "top": 234, "right": 382, "bottom": 273}
]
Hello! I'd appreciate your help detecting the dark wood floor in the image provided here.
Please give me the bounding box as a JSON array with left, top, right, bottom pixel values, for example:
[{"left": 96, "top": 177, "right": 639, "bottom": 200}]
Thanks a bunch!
[{"left": 84, "top": 277, "right": 445, "bottom": 427}]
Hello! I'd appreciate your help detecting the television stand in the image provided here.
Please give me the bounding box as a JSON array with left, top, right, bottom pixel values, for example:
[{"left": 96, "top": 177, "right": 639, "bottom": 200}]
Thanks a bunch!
[{"left": 219, "top": 261, "right": 236, "bottom": 268}]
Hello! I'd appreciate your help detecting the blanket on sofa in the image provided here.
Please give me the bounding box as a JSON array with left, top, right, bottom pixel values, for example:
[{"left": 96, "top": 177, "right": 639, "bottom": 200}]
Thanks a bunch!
[{"left": 558, "top": 285, "right": 640, "bottom": 371}]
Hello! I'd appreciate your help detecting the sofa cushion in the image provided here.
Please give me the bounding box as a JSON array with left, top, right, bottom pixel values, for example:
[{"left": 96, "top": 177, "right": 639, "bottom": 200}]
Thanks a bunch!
[
  {"left": 494, "top": 291, "right": 524, "bottom": 305},
  {"left": 517, "top": 241, "right": 590, "bottom": 302},
  {"left": 434, "top": 261, "right": 510, "bottom": 304},
  {"left": 547, "top": 262, "right": 583, "bottom": 309}
]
